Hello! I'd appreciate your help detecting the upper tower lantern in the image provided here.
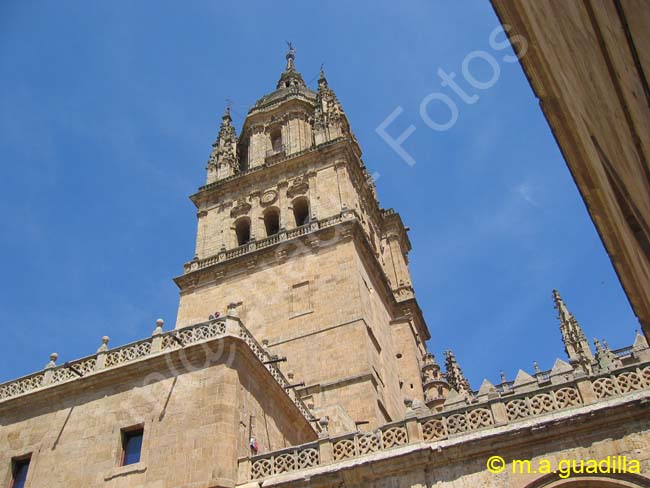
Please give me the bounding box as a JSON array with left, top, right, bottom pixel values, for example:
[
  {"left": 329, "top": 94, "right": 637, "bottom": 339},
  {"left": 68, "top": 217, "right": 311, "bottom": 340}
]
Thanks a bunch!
[{"left": 177, "top": 47, "right": 436, "bottom": 432}]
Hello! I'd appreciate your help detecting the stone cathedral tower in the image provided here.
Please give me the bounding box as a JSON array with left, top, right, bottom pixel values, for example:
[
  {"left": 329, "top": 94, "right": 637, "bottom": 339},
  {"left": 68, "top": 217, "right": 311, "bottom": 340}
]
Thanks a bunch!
[{"left": 174, "top": 46, "right": 433, "bottom": 432}]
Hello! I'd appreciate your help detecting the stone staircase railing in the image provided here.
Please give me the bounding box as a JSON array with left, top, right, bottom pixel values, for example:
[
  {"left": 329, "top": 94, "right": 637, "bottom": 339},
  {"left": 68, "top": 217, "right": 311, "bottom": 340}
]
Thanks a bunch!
[{"left": 239, "top": 362, "right": 650, "bottom": 482}]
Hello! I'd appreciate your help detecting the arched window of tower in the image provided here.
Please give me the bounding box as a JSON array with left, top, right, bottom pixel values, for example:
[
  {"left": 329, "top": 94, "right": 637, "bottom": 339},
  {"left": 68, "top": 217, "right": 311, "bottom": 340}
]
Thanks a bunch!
[
  {"left": 292, "top": 197, "right": 310, "bottom": 227},
  {"left": 234, "top": 217, "right": 251, "bottom": 246},
  {"left": 264, "top": 207, "right": 280, "bottom": 237}
]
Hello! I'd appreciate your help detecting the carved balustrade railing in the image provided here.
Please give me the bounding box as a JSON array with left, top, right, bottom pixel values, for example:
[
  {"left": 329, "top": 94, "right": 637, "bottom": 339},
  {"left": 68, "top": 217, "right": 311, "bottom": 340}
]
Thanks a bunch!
[
  {"left": 330, "top": 421, "right": 409, "bottom": 461},
  {"left": 591, "top": 364, "right": 650, "bottom": 399},
  {"left": 239, "top": 361, "right": 650, "bottom": 482},
  {"left": 183, "top": 210, "right": 356, "bottom": 274},
  {"left": 420, "top": 405, "right": 494, "bottom": 442},
  {"left": 237, "top": 322, "right": 315, "bottom": 424},
  {"left": 247, "top": 419, "right": 411, "bottom": 480},
  {"left": 0, "top": 316, "right": 314, "bottom": 432},
  {"left": 0, "top": 318, "right": 226, "bottom": 401},
  {"left": 250, "top": 441, "right": 321, "bottom": 480},
  {"left": 502, "top": 385, "right": 582, "bottom": 421}
]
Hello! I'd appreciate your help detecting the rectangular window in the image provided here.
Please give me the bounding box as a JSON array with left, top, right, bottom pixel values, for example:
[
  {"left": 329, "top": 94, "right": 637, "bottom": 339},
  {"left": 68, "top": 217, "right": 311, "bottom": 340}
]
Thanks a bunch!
[
  {"left": 10, "top": 456, "right": 30, "bottom": 488},
  {"left": 121, "top": 427, "right": 143, "bottom": 466}
]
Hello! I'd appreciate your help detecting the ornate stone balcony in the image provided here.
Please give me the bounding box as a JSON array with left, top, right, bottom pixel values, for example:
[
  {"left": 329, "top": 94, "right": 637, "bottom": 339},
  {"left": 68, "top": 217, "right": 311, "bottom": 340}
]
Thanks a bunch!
[{"left": 238, "top": 359, "right": 650, "bottom": 483}]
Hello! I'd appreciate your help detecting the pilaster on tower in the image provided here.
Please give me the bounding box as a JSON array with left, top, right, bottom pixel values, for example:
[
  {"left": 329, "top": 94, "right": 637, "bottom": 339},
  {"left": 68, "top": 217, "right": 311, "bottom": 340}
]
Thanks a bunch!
[{"left": 206, "top": 106, "right": 239, "bottom": 184}]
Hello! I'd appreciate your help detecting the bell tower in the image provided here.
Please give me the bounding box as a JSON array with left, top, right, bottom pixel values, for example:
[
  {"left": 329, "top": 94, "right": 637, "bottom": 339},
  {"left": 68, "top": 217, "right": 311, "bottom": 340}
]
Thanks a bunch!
[{"left": 174, "top": 46, "right": 437, "bottom": 432}]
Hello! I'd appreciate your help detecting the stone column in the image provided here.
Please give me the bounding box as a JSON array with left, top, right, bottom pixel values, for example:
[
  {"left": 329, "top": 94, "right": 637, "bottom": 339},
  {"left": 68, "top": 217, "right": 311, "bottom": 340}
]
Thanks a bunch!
[
  {"left": 278, "top": 180, "right": 289, "bottom": 230},
  {"left": 489, "top": 398, "right": 509, "bottom": 426},
  {"left": 249, "top": 191, "right": 263, "bottom": 241},
  {"left": 307, "top": 170, "right": 318, "bottom": 220},
  {"left": 405, "top": 413, "right": 423, "bottom": 442},
  {"left": 95, "top": 336, "right": 110, "bottom": 370},
  {"left": 151, "top": 319, "right": 164, "bottom": 353},
  {"left": 225, "top": 303, "right": 241, "bottom": 335},
  {"left": 575, "top": 376, "right": 597, "bottom": 404},
  {"left": 317, "top": 417, "right": 333, "bottom": 464},
  {"left": 42, "top": 353, "right": 58, "bottom": 386}
]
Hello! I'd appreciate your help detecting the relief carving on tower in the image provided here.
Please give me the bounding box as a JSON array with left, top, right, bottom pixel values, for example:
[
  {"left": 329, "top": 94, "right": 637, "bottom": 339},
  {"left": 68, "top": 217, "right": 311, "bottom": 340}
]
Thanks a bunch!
[
  {"left": 260, "top": 189, "right": 278, "bottom": 206},
  {"left": 230, "top": 197, "right": 252, "bottom": 218},
  {"left": 287, "top": 176, "right": 309, "bottom": 199}
]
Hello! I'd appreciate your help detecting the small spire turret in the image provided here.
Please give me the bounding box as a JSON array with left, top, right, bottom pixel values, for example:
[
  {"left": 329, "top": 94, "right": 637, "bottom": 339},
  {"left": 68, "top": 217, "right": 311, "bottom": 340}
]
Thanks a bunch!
[
  {"left": 553, "top": 289, "right": 594, "bottom": 374},
  {"left": 421, "top": 352, "right": 449, "bottom": 412},
  {"left": 206, "top": 105, "right": 239, "bottom": 184},
  {"left": 444, "top": 350, "right": 472, "bottom": 398}
]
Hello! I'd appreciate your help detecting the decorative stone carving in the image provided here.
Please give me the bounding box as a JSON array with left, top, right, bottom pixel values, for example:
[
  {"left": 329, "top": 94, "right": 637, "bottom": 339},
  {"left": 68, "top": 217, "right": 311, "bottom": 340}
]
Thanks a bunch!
[
  {"left": 261, "top": 189, "right": 278, "bottom": 206},
  {"left": 287, "top": 176, "right": 309, "bottom": 198},
  {"left": 230, "top": 198, "right": 252, "bottom": 218}
]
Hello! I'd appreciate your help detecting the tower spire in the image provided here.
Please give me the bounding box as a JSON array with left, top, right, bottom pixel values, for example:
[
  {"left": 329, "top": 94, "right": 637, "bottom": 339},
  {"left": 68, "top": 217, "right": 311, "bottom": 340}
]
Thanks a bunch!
[
  {"left": 285, "top": 41, "right": 296, "bottom": 71},
  {"left": 552, "top": 289, "right": 594, "bottom": 373},
  {"left": 444, "top": 350, "right": 472, "bottom": 397}
]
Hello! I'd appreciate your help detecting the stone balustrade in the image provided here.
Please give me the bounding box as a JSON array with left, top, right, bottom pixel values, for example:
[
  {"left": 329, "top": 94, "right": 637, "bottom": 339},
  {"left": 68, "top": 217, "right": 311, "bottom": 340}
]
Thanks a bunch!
[
  {"left": 239, "top": 361, "right": 650, "bottom": 482},
  {"left": 0, "top": 314, "right": 317, "bottom": 430},
  {"left": 183, "top": 210, "right": 357, "bottom": 274}
]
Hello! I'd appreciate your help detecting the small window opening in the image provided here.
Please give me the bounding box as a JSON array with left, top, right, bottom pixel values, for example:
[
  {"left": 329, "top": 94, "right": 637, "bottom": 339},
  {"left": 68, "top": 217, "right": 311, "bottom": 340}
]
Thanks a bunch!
[
  {"left": 270, "top": 128, "right": 282, "bottom": 153},
  {"left": 121, "top": 427, "right": 144, "bottom": 466},
  {"left": 293, "top": 198, "right": 310, "bottom": 227},
  {"left": 238, "top": 142, "right": 249, "bottom": 171},
  {"left": 235, "top": 218, "right": 251, "bottom": 246},
  {"left": 264, "top": 208, "right": 280, "bottom": 237},
  {"left": 10, "top": 456, "right": 30, "bottom": 488}
]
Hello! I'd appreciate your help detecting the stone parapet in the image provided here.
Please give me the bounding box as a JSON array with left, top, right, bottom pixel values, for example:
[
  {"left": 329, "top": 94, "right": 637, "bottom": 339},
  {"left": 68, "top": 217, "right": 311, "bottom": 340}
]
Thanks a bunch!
[{"left": 238, "top": 360, "right": 650, "bottom": 483}]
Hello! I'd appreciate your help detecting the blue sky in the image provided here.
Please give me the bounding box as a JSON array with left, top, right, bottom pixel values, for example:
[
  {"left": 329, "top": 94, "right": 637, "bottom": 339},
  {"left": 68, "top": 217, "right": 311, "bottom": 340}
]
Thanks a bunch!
[{"left": 0, "top": 1, "right": 640, "bottom": 388}]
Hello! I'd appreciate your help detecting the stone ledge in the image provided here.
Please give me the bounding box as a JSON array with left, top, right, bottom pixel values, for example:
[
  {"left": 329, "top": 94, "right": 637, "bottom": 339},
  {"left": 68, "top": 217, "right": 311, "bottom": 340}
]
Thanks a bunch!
[{"left": 103, "top": 462, "right": 147, "bottom": 481}]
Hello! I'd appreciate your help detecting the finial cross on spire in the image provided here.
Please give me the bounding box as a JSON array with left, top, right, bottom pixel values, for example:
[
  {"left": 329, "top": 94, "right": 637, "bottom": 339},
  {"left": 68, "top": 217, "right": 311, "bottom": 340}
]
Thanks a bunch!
[{"left": 285, "top": 41, "right": 296, "bottom": 71}]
